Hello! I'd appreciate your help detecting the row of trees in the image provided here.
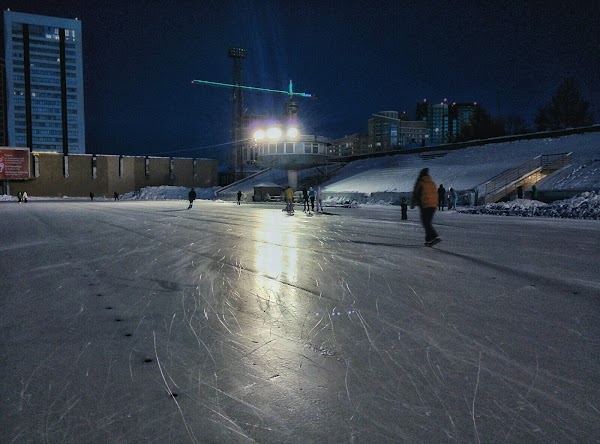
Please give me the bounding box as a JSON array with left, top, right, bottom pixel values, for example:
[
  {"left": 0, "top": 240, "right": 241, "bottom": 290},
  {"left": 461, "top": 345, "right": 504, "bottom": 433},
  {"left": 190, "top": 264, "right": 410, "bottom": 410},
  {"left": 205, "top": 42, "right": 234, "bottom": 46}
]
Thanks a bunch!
[{"left": 455, "top": 77, "right": 595, "bottom": 142}]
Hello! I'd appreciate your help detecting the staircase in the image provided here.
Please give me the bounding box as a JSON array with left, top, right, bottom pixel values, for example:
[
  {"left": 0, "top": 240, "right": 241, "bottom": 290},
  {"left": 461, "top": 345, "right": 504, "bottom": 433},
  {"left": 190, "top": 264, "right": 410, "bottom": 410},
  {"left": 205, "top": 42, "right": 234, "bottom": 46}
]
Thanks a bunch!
[
  {"left": 478, "top": 153, "right": 572, "bottom": 204},
  {"left": 297, "top": 162, "right": 346, "bottom": 189}
]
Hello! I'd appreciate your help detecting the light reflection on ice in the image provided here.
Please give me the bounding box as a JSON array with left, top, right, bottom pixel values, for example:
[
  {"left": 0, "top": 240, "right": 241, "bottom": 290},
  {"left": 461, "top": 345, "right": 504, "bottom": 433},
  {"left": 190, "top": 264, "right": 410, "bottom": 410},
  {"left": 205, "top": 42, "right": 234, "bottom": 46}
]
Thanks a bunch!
[{"left": 253, "top": 211, "right": 298, "bottom": 288}]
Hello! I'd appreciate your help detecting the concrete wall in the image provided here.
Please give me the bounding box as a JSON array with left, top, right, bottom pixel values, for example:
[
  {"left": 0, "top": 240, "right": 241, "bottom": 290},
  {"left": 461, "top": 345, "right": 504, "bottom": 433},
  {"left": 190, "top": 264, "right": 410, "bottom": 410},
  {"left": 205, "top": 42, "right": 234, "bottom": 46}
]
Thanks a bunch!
[{"left": 7, "top": 153, "right": 218, "bottom": 197}]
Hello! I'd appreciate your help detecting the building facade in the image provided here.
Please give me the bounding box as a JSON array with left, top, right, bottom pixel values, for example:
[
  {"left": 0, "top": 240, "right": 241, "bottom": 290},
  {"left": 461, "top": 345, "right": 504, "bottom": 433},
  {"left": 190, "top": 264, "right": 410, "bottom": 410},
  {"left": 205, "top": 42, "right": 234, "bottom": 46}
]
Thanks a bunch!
[
  {"left": 0, "top": 58, "right": 6, "bottom": 145},
  {"left": 416, "top": 99, "right": 480, "bottom": 144},
  {"left": 330, "top": 133, "right": 368, "bottom": 157},
  {"left": 368, "top": 111, "right": 399, "bottom": 152},
  {"left": 449, "top": 102, "right": 479, "bottom": 141},
  {"left": 3, "top": 11, "right": 85, "bottom": 154}
]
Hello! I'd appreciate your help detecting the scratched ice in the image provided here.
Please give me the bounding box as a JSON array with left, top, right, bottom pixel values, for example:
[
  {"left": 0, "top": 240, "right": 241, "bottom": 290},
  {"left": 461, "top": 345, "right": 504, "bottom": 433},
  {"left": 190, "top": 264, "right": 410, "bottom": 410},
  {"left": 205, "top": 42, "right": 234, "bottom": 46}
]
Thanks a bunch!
[{"left": 1, "top": 200, "right": 599, "bottom": 443}]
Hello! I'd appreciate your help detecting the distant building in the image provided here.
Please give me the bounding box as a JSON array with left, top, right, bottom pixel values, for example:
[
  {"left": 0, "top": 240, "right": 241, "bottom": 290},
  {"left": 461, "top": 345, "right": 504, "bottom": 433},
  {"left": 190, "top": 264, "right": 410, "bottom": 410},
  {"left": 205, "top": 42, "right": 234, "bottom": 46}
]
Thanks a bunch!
[
  {"left": 428, "top": 101, "right": 450, "bottom": 144},
  {"left": 368, "top": 111, "right": 400, "bottom": 152},
  {"left": 415, "top": 99, "right": 480, "bottom": 144},
  {"left": 2, "top": 11, "right": 85, "bottom": 154},
  {"left": 399, "top": 121, "right": 427, "bottom": 147},
  {"left": 0, "top": 57, "right": 6, "bottom": 145},
  {"left": 330, "top": 133, "right": 368, "bottom": 157},
  {"left": 449, "top": 102, "right": 479, "bottom": 141}
]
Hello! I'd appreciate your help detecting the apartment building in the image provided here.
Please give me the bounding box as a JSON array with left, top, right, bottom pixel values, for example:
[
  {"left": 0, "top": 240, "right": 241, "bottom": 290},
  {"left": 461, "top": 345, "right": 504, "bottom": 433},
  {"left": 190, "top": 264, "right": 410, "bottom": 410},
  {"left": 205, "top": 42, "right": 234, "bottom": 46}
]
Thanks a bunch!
[{"left": 3, "top": 11, "right": 85, "bottom": 154}]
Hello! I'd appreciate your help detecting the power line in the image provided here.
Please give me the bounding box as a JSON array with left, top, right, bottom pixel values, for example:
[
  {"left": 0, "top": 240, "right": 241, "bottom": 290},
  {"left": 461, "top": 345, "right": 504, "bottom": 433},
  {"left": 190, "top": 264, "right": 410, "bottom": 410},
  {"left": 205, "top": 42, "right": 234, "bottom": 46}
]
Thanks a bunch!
[{"left": 148, "top": 138, "right": 252, "bottom": 157}]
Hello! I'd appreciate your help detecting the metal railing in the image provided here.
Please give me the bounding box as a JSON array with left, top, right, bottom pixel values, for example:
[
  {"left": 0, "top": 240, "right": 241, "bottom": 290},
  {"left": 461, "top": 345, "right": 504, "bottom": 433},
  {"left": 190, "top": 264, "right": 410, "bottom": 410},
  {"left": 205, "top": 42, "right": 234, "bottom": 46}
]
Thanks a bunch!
[{"left": 479, "top": 152, "right": 571, "bottom": 204}]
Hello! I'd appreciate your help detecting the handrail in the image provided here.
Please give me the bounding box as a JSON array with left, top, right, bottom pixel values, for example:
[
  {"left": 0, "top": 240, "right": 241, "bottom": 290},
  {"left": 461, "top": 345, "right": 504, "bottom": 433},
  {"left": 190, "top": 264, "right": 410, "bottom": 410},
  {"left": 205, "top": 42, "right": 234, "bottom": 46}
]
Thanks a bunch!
[
  {"left": 479, "top": 152, "right": 572, "bottom": 204},
  {"left": 216, "top": 168, "right": 272, "bottom": 194}
]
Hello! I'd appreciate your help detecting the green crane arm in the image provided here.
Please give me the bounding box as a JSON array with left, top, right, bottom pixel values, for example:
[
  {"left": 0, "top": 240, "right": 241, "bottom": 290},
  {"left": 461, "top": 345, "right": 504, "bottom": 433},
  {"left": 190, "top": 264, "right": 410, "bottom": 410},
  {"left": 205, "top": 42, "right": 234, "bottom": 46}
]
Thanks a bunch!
[{"left": 191, "top": 79, "right": 312, "bottom": 98}]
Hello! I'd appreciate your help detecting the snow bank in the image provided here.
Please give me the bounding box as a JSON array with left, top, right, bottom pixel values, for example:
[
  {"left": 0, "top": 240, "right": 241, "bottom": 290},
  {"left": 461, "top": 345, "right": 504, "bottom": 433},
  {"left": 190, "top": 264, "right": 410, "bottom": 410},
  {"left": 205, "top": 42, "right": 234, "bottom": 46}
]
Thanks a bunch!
[
  {"left": 120, "top": 186, "right": 219, "bottom": 201},
  {"left": 457, "top": 191, "right": 600, "bottom": 219}
]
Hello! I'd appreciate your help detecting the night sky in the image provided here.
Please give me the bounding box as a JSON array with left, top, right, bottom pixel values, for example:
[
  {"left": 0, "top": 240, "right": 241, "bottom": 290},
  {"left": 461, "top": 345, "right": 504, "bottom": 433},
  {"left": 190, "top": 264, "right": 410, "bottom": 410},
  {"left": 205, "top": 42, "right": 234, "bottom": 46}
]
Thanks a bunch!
[{"left": 1, "top": 0, "right": 598, "bottom": 164}]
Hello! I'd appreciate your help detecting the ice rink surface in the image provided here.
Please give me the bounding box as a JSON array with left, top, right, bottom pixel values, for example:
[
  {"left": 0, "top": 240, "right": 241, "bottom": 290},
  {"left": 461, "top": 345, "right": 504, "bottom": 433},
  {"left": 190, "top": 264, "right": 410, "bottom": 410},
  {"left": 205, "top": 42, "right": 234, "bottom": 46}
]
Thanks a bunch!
[{"left": 1, "top": 200, "right": 599, "bottom": 443}]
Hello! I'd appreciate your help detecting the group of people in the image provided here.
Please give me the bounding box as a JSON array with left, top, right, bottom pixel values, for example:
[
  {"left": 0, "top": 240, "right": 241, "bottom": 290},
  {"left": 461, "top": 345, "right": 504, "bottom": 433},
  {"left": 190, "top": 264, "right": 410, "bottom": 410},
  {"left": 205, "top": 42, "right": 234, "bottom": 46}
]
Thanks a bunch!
[
  {"left": 282, "top": 185, "right": 324, "bottom": 215},
  {"left": 185, "top": 171, "right": 441, "bottom": 248},
  {"left": 16, "top": 191, "right": 28, "bottom": 203},
  {"left": 301, "top": 186, "right": 323, "bottom": 213},
  {"left": 436, "top": 184, "right": 459, "bottom": 211}
]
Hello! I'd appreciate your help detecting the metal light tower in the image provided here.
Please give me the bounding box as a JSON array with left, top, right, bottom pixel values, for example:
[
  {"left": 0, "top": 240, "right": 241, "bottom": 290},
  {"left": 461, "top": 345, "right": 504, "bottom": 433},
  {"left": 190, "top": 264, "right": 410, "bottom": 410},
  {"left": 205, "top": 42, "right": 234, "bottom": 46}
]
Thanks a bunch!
[{"left": 228, "top": 47, "right": 246, "bottom": 180}]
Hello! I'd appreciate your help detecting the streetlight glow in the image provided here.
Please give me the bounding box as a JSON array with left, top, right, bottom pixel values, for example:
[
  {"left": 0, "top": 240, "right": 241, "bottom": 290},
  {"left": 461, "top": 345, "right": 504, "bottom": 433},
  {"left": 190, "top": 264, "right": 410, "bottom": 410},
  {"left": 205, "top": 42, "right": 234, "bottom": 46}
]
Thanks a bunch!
[
  {"left": 286, "top": 127, "right": 299, "bottom": 138},
  {"left": 266, "top": 127, "right": 282, "bottom": 139}
]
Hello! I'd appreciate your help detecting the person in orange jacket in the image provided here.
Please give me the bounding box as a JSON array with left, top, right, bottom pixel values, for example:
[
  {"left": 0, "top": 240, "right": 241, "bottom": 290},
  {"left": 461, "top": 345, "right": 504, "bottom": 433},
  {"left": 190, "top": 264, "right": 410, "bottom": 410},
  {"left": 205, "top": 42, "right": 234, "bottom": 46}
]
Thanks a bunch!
[
  {"left": 284, "top": 186, "right": 294, "bottom": 214},
  {"left": 411, "top": 168, "right": 441, "bottom": 246}
]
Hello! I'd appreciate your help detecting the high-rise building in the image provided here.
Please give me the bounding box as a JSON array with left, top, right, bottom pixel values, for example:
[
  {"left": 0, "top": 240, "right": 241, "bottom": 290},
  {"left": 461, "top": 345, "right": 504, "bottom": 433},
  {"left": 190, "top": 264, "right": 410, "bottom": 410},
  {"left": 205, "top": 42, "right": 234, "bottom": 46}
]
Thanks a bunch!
[
  {"left": 449, "top": 102, "right": 479, "bottom": 141},
  {"left": 416, "top": 99, "right": 481, "bottom": 144},
  {"left": 368, "top": 111, "right": 399, "bottom": 152},
  {"left": 0, "top": 57, "right": 7, "bottom": 145},
  {"left": 3, "top": 11, "right": 85, "bottom": 154}
]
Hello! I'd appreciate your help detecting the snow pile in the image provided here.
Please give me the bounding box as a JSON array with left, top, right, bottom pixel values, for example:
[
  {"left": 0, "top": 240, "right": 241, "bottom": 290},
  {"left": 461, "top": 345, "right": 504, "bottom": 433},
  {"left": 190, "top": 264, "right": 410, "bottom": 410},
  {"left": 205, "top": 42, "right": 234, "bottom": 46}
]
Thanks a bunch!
[
  {"left": 458, "top": 191, "right": 600, "bottom": 219},
  {"left": 323, "top": 196, "right": 360, "bottom": 208},
  {"left": 120, "top": 186, "right": 218, "bottom": 201}
]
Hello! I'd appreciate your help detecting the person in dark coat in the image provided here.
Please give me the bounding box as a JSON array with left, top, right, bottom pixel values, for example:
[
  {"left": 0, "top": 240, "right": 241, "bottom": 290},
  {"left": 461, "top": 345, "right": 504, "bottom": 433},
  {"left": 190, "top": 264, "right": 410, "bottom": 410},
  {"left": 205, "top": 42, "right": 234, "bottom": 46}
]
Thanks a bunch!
[
  {"left": 237, "top": 190, "right": 242, "bottom": 205},
  {"left": 412, "top": 168, "right": 441, "bottom": 246},
  {"left": 437, "top": 184, "right": 446, "bottom": 211},
  {"left": 308, "top": 187, "right": 316, "bottom": 212},
  {"left": 113, "top": 191, "right": 119, "bottom": 201},
  {"left": 302, "top": 187, "right": 309, "bottom": 212},
  {"left": 188, "top": 187, "right": 197, "bottom": 209},
  {"left": 400, "top": 197, "right": 408, "bottom": 220}
]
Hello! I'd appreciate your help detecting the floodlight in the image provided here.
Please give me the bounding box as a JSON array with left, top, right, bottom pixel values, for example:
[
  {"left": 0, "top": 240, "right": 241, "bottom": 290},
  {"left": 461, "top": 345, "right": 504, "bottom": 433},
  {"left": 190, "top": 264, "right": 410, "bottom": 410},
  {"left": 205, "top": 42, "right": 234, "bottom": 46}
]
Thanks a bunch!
[
  {"left": 286, "top": 127, "right": 299, "bottom": 138},
  {"left": 254, "top": 129, "right": 266, "bottom": 141},
  {"left": 266, "top": 127, "right": 282, "bottom": 139}
]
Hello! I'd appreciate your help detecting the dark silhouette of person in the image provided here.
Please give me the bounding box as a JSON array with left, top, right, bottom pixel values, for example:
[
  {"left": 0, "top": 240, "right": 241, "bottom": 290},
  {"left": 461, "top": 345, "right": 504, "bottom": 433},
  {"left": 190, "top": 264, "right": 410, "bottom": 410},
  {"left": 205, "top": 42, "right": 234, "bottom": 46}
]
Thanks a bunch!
[
  {"left": 302, "top": 187, "right": 309, "bottom": 212},
  {"left": 188, "top": 187, "right": 197, "bottom": 209},
  {"left": 437, "top": 184, "right": 446, "bottom": 211},
  {"left": 90, "top": 192, "right": 94, "bottom": 201},
  {"left": 237, "top": 190, "right": 242, "bottom": 205},
  {"left": 412, "top": 168, "right": 441, "bottom": 246},
  {"left": 401, "top": 197, "right": 408, "bottom": 220},
  {"left": 114, "top": 191, "right": 119, "bottom": 201},
  {"left": 309, "top": 187, "right": 316, "bottom": 212}
]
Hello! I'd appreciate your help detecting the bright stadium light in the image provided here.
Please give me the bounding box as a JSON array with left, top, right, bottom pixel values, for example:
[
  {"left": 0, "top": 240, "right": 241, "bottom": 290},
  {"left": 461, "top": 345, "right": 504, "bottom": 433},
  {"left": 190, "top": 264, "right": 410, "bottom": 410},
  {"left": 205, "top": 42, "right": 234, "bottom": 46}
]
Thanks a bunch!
[
  {"left": 266, "top": 127, "right": 282, "bottom": 139},
  {"left": 253, "top": 129, "right": 266, "bottom": 141},
  {"left": 286, "top": 127, "right": 299, "bottom": 138}
]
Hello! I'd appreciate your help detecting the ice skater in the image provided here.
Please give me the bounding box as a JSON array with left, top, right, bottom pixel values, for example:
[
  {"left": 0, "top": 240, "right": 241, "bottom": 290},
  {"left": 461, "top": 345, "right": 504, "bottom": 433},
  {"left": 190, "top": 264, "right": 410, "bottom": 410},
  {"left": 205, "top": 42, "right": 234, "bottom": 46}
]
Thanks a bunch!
[
  {"left": 188, "top": 187, "right": 196, "bottom": 209},
  {"left": 316, "top": 186, "right": 323, "bottom": 213},
  {"left": 237, "top": 190, "right": 242, "bottom": 205},
  {"left": 411, "top": 168, "right": 441, "bottom": 246},
  {"left": 438, "top": 184, "right": 446, "bottom": 211},
  {"left": 308, "top": 187, "right": 316, "bottom": 212},
  {"left": 401, "top": 197, "right": 408, "bottom": 220},
  {"left": 284, "top": 186, "right": 294, "bottom": 214},
  {"left": 302, "top": 187, "right": 309, "bottom": 212},
  {"left": 449, "top": 187, "right": 458, "bottom": 210}
]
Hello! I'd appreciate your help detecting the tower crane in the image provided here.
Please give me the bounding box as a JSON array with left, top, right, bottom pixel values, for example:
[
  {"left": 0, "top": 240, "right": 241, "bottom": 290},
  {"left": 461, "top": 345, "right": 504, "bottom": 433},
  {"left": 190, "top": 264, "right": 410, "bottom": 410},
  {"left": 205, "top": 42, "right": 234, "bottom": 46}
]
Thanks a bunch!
[{"left": 192, "top": 75, "right": 315, "bottom": 181}]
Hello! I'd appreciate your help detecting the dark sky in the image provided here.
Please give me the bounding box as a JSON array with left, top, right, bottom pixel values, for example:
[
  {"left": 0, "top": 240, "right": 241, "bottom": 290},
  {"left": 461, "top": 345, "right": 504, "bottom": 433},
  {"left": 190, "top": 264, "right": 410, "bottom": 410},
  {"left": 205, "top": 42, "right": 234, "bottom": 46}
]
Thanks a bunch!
[{"left": 2, "top": 0, "right": 599, "bottom": 163}]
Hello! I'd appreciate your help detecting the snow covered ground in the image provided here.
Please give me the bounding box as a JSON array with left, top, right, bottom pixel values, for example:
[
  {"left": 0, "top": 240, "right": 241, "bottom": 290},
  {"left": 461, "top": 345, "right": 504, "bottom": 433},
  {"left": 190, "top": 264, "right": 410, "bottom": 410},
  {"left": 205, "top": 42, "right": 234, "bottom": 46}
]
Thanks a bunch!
[{"left": 320, "top": 131, "right": 600, "bottom": 194}]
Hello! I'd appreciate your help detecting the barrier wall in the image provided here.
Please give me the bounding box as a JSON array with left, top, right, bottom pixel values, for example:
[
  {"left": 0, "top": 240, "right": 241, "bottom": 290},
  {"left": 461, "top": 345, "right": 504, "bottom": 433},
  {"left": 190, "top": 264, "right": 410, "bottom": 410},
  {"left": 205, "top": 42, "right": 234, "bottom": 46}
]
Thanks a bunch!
[{"left": 6, "top": 152, "right": 218, "bottom": 197}]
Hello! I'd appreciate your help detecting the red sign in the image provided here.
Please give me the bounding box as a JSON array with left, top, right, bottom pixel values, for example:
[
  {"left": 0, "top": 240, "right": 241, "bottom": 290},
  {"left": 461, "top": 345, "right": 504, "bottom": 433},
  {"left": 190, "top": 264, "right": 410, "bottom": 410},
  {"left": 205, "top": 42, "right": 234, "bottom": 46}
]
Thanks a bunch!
[{"left": 0, "top": 147, "right": 30, "bottom": 180}]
